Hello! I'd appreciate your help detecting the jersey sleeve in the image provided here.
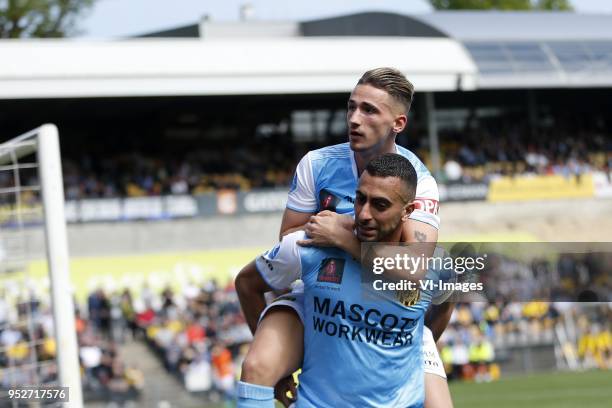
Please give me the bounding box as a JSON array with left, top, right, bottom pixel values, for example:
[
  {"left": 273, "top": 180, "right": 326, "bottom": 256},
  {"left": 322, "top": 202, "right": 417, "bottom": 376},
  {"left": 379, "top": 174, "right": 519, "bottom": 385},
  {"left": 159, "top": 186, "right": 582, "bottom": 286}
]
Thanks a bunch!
[
  {"left": 254, "top": 231, "right": 304, "bottom": 291},
  {"left": 411, "top": 173, "right": 440, "bottom": 230},
  {"left": 286, "top": 153, "right": 317, "bottom": 213},
  {"left": 429, "top": 247, "right": 456, "bottom": 305}
]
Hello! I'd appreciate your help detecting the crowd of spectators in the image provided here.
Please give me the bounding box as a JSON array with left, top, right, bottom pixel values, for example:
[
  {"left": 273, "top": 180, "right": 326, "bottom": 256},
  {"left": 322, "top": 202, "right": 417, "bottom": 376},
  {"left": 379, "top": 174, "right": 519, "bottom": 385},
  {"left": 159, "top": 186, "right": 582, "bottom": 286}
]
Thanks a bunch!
[
  {"left": 0, "top": 279, "right": 255, "bottom": 405},
  {"left": 60, "top": 139, "right": 298, "bottom": 200},
  {"left": 576, "top": 307, "right": 612, "bottom": 370},
  {"left": 477, "top": 250, "right": 612, "bottom": 303},
  {"left": 57, "top": 125, "right": 612, "bottom": 198},
  {"left": 438, "top": 302, "right": 612, "bottom": 381},
  {"left": 1, "top": 270, "right": 610, "bottom": 406},
  {"left": 439, "top": 301, "right": 556, "bottom": 382},
  {"left": 84, "top": 280, "right": 251, "bottom": 404},
  {"left": 128, "top": 281, "right": 251, "bottom": 401},
  {"left": 436, "top": 247, "right": 612, "bottom": 381},
  {"left": 0, "top": 286, "right": 144, "bottom": 404},
  {"left": 0, "top": 277, "right": 253, "bottom": 404},
  {"left": 438, "top": 120, "right": 612, "bottom": 183},
  {"left": 0, "top": 290, "right": 59, "bottom": 388},
  {"left": 3, "top": 115, "right": 610, "bottom": 202}
]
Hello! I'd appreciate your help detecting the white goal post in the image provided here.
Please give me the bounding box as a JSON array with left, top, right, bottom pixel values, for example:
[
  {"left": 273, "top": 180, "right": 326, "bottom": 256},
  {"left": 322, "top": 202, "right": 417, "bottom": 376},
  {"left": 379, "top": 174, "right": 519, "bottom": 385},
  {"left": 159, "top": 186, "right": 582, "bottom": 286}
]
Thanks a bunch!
[{"left": 0, "top": 124, "right": 83, "bottom": 407}]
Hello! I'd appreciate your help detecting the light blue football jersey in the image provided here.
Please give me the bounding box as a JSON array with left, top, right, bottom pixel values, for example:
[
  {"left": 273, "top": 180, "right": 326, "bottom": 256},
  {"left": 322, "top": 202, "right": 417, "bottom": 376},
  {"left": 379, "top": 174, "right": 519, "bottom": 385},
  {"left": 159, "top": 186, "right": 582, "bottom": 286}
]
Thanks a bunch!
[
  {"left": 286, "top": 142, "right": 440, "bottom": 229},
  {"left": 255, "top": 231, "right": 437, "bottom": 408}
]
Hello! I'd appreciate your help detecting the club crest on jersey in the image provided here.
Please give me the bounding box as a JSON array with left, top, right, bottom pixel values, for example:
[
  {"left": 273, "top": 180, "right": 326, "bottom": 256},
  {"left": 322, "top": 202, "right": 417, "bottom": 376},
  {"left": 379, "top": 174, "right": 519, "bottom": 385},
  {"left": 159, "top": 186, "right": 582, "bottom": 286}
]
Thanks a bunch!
[
  {"left": 319, "top": 189, "right": 340, "bottom": 212},
  {"left": 317, "top": 258, "right": 345, "bottom": 284},
  {"left": 397, "top": 289, "right": 420, "bottom": 307}
]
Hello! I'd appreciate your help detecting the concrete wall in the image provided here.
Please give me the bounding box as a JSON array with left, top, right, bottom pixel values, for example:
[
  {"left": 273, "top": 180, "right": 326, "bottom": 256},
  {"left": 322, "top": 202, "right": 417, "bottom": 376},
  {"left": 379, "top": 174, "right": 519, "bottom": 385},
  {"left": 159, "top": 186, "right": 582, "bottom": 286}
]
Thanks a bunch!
[
  {"left": 5, "top": 198, "right": 611, "bottom": 258},
  {"left": 438, "top": 197, "right": 612, "bottom": 242}
]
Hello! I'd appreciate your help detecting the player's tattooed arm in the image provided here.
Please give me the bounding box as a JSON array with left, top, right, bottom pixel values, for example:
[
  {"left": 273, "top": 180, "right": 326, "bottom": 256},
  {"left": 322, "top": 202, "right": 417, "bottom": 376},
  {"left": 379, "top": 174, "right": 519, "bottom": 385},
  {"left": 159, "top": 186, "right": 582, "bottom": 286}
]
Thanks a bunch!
[
  {"left": 401, "top": 220, "right": 438, "bottom": 266},
  {"left": 405, "top": 221, "right": 456, "bottom": 340},
  {"left": 403, "top": 219, "right": 438, "bottom": 250},
  {"left": 414, "top": 230, "right": 427, "bottom": 243}
]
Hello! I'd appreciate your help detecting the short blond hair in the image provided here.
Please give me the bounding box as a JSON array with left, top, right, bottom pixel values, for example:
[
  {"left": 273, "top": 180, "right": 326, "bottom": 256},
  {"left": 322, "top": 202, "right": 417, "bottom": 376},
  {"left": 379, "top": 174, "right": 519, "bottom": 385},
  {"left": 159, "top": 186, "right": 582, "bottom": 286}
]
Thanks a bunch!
[{"left": 357, "top": 67, "right": 415, "bottom": 113}]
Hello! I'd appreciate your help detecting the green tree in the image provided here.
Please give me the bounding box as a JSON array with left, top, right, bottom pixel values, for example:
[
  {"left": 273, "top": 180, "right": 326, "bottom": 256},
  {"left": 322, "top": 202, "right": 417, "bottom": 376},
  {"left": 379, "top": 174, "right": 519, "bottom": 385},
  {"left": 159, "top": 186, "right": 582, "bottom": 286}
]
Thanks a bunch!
[
  {"left": 429, "top": 0, "right": 573, "bottom": 11},
  {"left": 534, "top": 0, "right": 573, "bottom": 10},
  {"left": 0, "top": 0, "right": 97, "bottom": 38}
]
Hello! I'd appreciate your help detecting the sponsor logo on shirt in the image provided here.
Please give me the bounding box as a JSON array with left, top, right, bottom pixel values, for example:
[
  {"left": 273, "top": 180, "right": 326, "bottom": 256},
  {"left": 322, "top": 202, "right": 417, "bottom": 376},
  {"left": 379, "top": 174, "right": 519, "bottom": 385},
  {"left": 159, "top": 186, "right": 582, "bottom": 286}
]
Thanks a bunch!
[
  {"left": 413, "top": 198, "right": 439, "bottom": 215},
  {"left": 317, "top": 258, "right": 345, "bottom": 284},
  {"left": 319, "top": 189, "right": 340, "bottom": 211},
  {"left": 311, "top": 296, "right": 418, "bottom": 347}
]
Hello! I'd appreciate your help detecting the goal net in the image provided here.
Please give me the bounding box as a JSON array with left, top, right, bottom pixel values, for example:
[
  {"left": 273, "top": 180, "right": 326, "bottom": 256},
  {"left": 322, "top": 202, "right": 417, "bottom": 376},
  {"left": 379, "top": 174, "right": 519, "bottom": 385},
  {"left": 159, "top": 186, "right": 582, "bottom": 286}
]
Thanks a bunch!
[{"left": 0, "top": 124, "right": 83, "bottom": 407}]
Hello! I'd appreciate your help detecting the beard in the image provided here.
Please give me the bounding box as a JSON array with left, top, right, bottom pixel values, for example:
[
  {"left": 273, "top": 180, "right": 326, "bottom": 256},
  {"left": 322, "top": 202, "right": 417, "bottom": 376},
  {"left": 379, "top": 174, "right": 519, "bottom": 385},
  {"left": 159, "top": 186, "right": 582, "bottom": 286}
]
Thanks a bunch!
[{"left": 358, "top": 213, "right": 404, "bottom": 242}]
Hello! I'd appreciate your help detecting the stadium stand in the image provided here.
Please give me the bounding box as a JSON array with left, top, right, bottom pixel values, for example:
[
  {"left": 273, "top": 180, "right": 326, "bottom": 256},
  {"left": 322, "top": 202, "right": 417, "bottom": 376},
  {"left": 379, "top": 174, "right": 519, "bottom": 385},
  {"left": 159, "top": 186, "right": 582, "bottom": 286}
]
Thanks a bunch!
[
  {"left": 1, "top": 9, "right": 611, "bottom": 407},
  {"left": 0, "top": 122, "right": 608, "bottom": 201},
  {"left": 434, "top": 112, "right": 612, "bottom": 183},
  {"left": 1, "top": 278, "right": 250, "bottom": 404},
  {"left": 58, "top": 124, "right": 610, "bottom": 197},
  {"left": 0, "top": 287, "right": 144, "bottom": 404},
  {"left": 2, "top": 267, "right": 609, "bottom": 403}
]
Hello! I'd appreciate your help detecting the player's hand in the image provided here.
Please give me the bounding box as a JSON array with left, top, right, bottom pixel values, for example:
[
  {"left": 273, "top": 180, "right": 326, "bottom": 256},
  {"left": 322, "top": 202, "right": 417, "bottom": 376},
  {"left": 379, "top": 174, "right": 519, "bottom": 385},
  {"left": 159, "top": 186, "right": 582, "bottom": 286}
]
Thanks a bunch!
[
  {"left": 274, "top": 375, "right": 297, "bottom": 407},
  {"left": 298, "top": 211, "right": 353, "bottom": 248},
  {"left": 336, "top": 212, "right": 356, "bottom": 231}
]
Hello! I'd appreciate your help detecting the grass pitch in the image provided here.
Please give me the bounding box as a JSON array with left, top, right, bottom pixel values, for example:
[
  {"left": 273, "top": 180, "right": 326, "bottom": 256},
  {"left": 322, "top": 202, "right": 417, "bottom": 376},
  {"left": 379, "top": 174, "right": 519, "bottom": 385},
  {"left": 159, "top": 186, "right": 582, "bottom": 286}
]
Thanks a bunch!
[
  {"left": 2, "top": 247, "right": 265, "bottom": 302},
  {"left": 450, "top": 370, "right": 612, "bottom": 408},
  {"left": 2, "top": 231, "right": 540, "bottom": 302}
]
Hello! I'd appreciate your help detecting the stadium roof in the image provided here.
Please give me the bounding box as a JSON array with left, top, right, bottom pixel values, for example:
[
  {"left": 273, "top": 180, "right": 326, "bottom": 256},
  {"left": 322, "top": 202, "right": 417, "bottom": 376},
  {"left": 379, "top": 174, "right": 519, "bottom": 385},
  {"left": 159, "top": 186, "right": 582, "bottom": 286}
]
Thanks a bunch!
[
  {"left": 2, "top": 11, "right": 612, "bottom": 99},
  {"left": 142, "top": 11, "right": 612, "bottom": 90},
  {"left": 419, "top": 11, "right": 612, "bottom": 41},
  {"left": 419, "top": 12, "right": 612, "bottom": 89},
  {"left": 142, "top": 11, "right": 612, "bottom": 41},
  {"left": 299, "top": 11, "right": 612, "bottom": 89},
  {"left": 0, "top": 37, "right": 476, "bottom": 99}
]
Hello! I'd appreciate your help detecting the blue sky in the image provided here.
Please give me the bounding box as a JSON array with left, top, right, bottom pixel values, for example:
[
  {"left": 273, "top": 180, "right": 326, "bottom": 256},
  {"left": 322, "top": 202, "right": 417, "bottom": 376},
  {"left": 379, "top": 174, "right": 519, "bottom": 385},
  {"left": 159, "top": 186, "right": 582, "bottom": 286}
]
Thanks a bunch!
[{"left": 80, "top": 0, "right": 612, "bottom": 38}]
